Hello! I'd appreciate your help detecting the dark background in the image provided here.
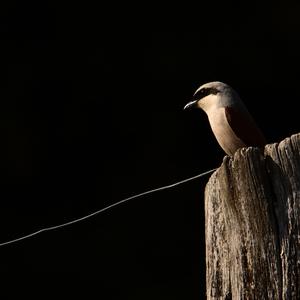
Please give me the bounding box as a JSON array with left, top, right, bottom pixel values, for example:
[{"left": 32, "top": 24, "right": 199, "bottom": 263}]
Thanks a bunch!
[{"left": 0, "top": 2, "right": 300, "bottom": 299}]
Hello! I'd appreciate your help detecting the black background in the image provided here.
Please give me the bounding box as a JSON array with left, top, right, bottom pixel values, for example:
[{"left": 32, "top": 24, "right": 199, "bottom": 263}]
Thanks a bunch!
[{"left": 0, "top": 2, "right": 300, "bottom": 299}]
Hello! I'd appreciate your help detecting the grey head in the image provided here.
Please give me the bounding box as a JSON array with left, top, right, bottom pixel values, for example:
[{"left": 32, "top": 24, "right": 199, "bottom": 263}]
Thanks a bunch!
[{"left": 184, "top": 81, "right": 246, "bottom": 112}]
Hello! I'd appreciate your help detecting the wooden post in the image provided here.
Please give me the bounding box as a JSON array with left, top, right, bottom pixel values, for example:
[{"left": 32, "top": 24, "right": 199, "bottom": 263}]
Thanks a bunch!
[{"left": 205, "top": 133, "right": 300, "bottom": 299}]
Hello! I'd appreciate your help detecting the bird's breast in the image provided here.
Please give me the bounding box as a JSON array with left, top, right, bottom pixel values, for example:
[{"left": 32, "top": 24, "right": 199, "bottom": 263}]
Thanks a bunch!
[{"left": 206, "top": 107, "right": 246, "bottom": 156}]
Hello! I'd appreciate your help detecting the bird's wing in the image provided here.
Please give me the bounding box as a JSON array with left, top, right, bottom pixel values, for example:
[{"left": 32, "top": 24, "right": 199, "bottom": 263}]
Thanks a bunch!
[{"left": 224, "top": 106, "right": 266, "bottom": 147}]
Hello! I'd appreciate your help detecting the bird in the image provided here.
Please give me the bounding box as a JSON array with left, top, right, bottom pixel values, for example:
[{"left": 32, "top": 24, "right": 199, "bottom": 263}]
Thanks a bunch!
[{"left": 184, "top": 81, "right": 266, "bottom": 156}]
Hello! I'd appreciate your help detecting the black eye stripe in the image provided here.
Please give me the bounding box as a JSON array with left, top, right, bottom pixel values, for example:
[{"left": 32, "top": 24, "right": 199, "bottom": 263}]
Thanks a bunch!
[{"left": 193, "top": 87, "right": 219, "bottom": 100}]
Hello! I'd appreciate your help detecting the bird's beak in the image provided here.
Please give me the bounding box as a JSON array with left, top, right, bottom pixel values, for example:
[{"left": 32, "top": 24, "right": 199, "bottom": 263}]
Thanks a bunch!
[{"left": 183, "top": 100, "right": 198, "bottom": 110}]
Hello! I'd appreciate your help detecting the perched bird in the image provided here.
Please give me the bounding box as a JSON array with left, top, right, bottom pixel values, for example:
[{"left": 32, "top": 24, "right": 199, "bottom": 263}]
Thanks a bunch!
[{"left": 184, "top": 81, "right": 266, "bottom": 156}]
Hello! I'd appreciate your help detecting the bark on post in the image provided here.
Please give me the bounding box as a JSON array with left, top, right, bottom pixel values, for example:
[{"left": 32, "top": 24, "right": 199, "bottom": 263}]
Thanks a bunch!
[{"left": 205, "top": 133, "right": 300, "bottom": 300}]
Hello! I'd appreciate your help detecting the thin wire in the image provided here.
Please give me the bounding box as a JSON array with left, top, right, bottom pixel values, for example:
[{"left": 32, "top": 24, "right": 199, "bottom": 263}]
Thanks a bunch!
[{"left": 0, "top": 168, "right": 217, "bottom": 247}]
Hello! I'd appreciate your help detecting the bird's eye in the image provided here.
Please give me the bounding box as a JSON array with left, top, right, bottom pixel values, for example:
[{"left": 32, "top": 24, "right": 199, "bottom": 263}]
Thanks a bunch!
[
  {"left": 192, "top": 87, "right": 219, "bottom": 100},
  {"left": 193, "top": 88, "right": 206, "bottom": 100}
]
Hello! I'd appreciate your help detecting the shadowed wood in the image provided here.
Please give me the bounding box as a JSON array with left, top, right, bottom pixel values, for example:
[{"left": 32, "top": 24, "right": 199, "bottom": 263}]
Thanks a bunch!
[{"left": 205, "top": 133, "right": 300, "bottom": 299}]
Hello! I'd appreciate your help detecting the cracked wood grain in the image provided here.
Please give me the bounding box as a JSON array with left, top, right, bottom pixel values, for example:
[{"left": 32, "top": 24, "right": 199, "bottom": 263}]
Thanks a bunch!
[{"left": 205, "top": 133, "right": 300, "bottom": 300}]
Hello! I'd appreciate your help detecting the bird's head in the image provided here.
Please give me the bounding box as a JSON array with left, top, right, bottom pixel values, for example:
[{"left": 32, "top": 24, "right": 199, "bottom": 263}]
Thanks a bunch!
[{"left": 184, "top": 81, "right": 237, "bottom": 113}]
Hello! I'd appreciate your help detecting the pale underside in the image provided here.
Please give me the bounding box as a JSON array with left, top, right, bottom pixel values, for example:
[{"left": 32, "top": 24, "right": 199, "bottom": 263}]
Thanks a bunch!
[{"left": 207, "top": 107, "right": 247, "bottom": 156}]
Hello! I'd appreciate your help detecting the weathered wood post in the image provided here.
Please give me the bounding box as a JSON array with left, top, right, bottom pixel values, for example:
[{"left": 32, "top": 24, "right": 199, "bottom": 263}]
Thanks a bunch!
[{"left": 205, "top": 133, "right": 300, "bottom": 299}]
